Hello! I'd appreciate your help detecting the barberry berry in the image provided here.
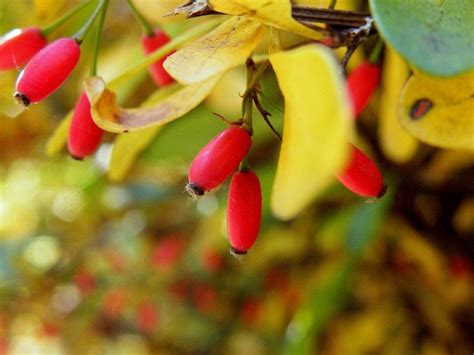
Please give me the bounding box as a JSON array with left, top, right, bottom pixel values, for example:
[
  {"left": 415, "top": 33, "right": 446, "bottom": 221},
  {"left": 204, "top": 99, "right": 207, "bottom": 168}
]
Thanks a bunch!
[
  {"left": 187, "top": 126, "right": 252, "bottom": 196},
  {"left": 14, "top": 37, "right": 80, "bottom": 106},
  {"left": 141, "top": 29, "right": 174, "bottom": 87},
  {"left": 227, "top": 170, "right": 262, "bottom": 256},
  {"left": 347, "top": 60, "right": 381, "bottom": 117},
  {"left": 0, "top": 27, "right": 47, "bottom": 70},
  {"left": 67, "top": 93, "right": 104, "bottom": 160},
  {"left": 336, "top": 144, "right": 386, "bottom": 198}
]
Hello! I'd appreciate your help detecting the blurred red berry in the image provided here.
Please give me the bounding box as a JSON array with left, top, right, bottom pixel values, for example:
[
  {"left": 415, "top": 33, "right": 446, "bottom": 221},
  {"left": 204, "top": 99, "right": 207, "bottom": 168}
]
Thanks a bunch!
[
  {"left": 192, "top": 284, "right": 216, "bottom": 313},
  {"left": 74, "top": 270, "right": 96, "bottom": 295},
  {"left": 101, "top": 289, "right": 128, "bottom": 319},
  {"left": 347, "top": 60, "right": 381, "bottom": 117},
  {"left": 187, "top": 126, "right": 252, "bottom": 196},
  {"left": 135, "top": 301, "right": 158, "bottom": 332},
  {"left": 0, "top": 27, "right": 47, "bottom": 70},
  {"left": 15, "top": 37, "right": 80, "bottom": 106},
  {"left": 141, "top": 29, "right": 175, "bottom": 87},
  {"left": 336, "top": 144, "right": 386, "bottom": 198},
  {"left": 67, "top": 93, "right": 104, "bottom": 160},
  {"left": 227, "top": 170, "right": 262, "bottom": 255},
  {"left": 241, "top": 298, "right": 262, "bottom": 327},
  {"left": 202, "top": 248, "right": 224, "bottom": 273},
  {"left": 449, "top": 254, "right": 472, "bottom": 278},
  {"left": 152, "top": 236, "right": 186, "bottom": 269}
]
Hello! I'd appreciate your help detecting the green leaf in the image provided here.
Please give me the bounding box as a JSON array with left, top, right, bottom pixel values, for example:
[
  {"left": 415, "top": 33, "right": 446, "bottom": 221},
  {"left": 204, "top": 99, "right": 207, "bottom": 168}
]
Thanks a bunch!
[
  {"left": 282, "top": 192, "right": 393, "bottom": 354},
  {"left": 282, "top": 258, "right": 353, "bottom": 355},
  {"left": 369, "top": 0, "right": 474, "bottom": 76}
]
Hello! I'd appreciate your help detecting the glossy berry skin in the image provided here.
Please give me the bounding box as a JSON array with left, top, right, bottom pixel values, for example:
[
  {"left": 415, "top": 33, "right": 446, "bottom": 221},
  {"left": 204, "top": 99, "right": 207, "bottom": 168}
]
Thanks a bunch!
[
  {"left": 141, "top": 29, "right": 174, "bottom": 87},
  {"left": 227, "top": 171, "right": 262, "bottom": 255},
  {"left": 347, "top": 61, "right": 381, "bottom": 117},
  {"left": 336, "top": 144, "right": 385, "bottom": 198},
  {"left": 187, "top": 126, "right": 252, "bottom": 196},
  {"left": 0, "top": 27, "right": 47, "bottom": 70},
  {"left": 67, "top": 93, "right": 103, "bottom": 160},
  {"left": 15, "top": 37, "right": 80, "bottom": 106}
]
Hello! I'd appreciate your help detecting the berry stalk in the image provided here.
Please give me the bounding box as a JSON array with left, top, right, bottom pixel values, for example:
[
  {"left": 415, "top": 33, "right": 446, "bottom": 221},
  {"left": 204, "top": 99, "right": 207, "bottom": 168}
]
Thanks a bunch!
[
  {"left": 90, "top": 0, "right": 109, "bottom": 76},
  {"left": 41, "top": 0, "right": 95, "bottom": 36},
  {"left": 126, "top": 0, "right": 154, "bottom": 37},
  {"left": 73, "top": 0, "right": 108, "bottom": 44}
]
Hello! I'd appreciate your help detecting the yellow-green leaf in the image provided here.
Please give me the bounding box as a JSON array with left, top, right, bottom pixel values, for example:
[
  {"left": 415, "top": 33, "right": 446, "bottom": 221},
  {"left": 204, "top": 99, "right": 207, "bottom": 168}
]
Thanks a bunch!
[
  {"left": 163, "top": 17, "right": 265, "bottom": 85},
  {"left": 209, "top": 0, "right": 322, "bottom": 40},
  {"left": 269, "top": 44, "right": 352, "bottom": 220},
  {"left": 378, "top": 46, "right": 418, "bottom": 163},
  {"left": 84, "top": 75, "right": 221, "bottom": 133},
  {"left": 34, "top": 0, "right": 65, "bottom": 23},
  {"left": 268, "top": 27, "right": 283, "bottom": 54},
  {"left": 45, "top": 112, "right": 72, "bottom": 157},
  {"left": 399, "top": 70, "right": 474, "bottom": 151},
  {"left": 108, "top": 85, "right": 180, "bottom": 182}
]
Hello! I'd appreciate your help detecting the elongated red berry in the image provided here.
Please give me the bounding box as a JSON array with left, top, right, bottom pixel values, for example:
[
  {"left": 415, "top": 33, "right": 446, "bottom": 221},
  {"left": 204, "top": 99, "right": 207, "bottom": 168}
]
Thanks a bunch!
[
  {"left": 336, "top": 144, "right": 386, "bottom": 198},
  {"left": 187, "top": 126, "right": 252, "bottom": 196},
  {"left": 0, "top": 27, "right": 47, "bottom": 70},
  {"left": 227, "top": 170, "right": 262, "bottom": 255},
  {"left": 347, "top": 60, "right": 381, "bottom": 117},
  {"left": 67, "top": 93, "right": 103, "bottom": 160},
  {"left": 141, "top": 29, "right": 174, "bottom": 87},
  {"left": 14, "top": 37, "right": 80, "bottom": 106}
]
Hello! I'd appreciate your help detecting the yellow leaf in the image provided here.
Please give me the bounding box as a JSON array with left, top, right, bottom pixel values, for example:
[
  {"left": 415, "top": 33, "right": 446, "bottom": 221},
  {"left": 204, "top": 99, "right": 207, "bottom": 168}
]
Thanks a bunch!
[
  {"left": 399, "top": 70, "right": 474, "bottom": 151},
  {"left": 378, "top": 46, "right": 418, "bottom": 163},
  {"left": 293, "top": 0, "right": 359, "bottom": 9},
  {"left": 0, "top": 71, "right": 25, "bottom": 118},
  {"left": 268, "top": 27, "right": 283, "bottom": 54},
  {"left": 209, "top": 0, "right": 323, "bottom": 40},
  {"left": 163, "top": 17, "right": 265, "bottom": 84},
  {"left": 205, "top": 67, "right": 246, "bottom": 116},
  {"left": 132, "top": 0, "right": 184, "bottom": 24},
  {"left": 108, "top": 85, "right": 180, "bottom": 182},
  {"left": 269, "top": 44, "right": 352, "bottom": 220},
  {"left": 34, "top": 0, "right": 65, "bottom": 23},
  {"left": 84, "top": 75, "right": 221, "bottom": 133},
  {"left": 45, "top": 112, "right": 72, "bottom": 157}
]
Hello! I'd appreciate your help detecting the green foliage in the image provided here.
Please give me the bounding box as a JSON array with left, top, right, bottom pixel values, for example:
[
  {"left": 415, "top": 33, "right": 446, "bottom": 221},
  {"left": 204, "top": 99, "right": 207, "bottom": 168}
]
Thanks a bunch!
[{"left": 369, "top": 0, "right": 474, "bottom": 76}]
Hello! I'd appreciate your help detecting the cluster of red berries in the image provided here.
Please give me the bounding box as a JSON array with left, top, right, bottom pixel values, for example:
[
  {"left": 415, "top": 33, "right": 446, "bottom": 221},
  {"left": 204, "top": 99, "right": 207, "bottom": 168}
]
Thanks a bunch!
[
  {"left": 187, "top": 126, "right": 262, "bottom": 256},
  {"left": 1, "top": 20, "right": 174, "bottom": 160},
  {"left": 336, "top": 59, "right": 385, "bottom": 199},
  {"left": 1, "top": 11, "right": 385, "bottom": 251}
]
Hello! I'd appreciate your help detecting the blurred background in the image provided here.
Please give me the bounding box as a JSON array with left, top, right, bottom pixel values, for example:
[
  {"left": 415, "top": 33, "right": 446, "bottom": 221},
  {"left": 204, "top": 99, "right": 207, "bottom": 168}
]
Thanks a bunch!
[{"left": 1, "top": 1, "right": 473, "bottom": 354}]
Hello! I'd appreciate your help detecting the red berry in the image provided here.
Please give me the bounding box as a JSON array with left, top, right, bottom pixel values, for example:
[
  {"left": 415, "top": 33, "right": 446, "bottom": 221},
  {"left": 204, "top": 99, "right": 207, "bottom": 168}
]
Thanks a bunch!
[
  {"left": 227, "top": 170, "right": 262, "bottom": 255},
  {"left": 241, "top": 298, "right": 262, "bottom": 327},
  {"left": 141, "top": 29, "right": 174, "bottom": 87},
  {"left": 336, "top": 144, "right": 385, "bottom": 198},
  {"left": 151, "top": 236, "right": 186, "bottom": 269},
  {"left": 192, "top": 284, "right": 216, "bottom": 313},
  {"left": 187, "top": 126, "right": 252, "bottom": 196},
  {"left": 67, "top": 93, "right": 104, "bottom": 160},
  {"left": 74, "top": 269, "right": 96, "bottom": 295},
  {"left": 347, "top": 60, "right": 381, "bottom": 117},
  {"left": 14, "top": 37, "right": 80, "bottom": 106},
  {"left": 202, "top": 248, "right": 223, "bottom": 273},
  {"left": 0, "top": 27, "right": 47, "bottom": 70},
  {"left": 135, "top": 302, "right": 158, "bottom": 332}
]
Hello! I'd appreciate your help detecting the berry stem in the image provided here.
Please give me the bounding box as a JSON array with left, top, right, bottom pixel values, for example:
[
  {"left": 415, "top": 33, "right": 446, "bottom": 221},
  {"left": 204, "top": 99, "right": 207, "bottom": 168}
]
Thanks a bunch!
[
  {"left": 107, "top": 18, "right": 223, "bottom": 89},
  {"left": 90, "top": 0, "right": 109, "bottom": 76},
  {"left": 73, "top": 0, "right": 108, "bottom": 45},
  {"left": 41, "top": 0, "right": 94, "bottom": 36},
  {"left": 368, "top": 38, "right": 384, "bottom": 64},
  {"left": 126, "top": 0, "right": 155, "bottom": 37}
]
